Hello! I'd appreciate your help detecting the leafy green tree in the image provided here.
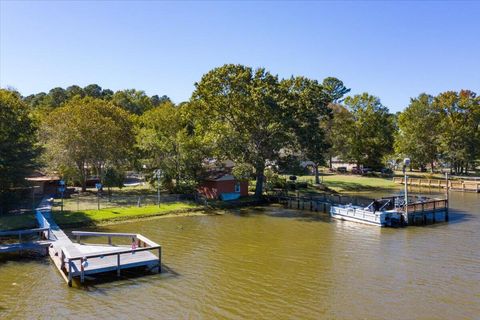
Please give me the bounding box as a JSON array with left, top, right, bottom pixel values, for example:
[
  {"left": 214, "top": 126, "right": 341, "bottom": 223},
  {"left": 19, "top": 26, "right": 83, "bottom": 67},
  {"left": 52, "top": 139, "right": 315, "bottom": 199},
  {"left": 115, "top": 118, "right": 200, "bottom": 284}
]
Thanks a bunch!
[
  {"left": 341, "top": 93, "right": 395, "bottom": 169},
  {"left": 433, "top": 90, "right": 480, "bottom": 174},
  {"left": 48, "top": 87, "right": 68, "bottom": 108},
  {"left": 66, "top": 85, "right": 85, "bottom": 99},
  {"left": 102, "top": 89, "right": 114, "bottom": 100},
  {"left": 322, "top": 77, "right": 350, "bottom": 103},
  {"left": 281, "top": 76, "right": 332, "bottom": 183},
  {"left": 0, "top": 89, "right": 39, "bottom": 210},
  {"left": 191, "top": 64, "right": 292, "bottom": 196},
  {"left": 112, "top": 89, "right": 153, "bottom": 115},
  {"left": 41, "top": 97, "right": 134, "bottom": 190},
  {"left": 83, "top": 84, "right": 103, "bottom": 98},
  {"left": 103, "top": 166, "right": 125, "bottom": 198},
  {"left": 232, "top": 163, "right": 254, "bottom": 181},
  {"left": 323, "top": 103, "right": 355, "bottom": 169},
  {"left": 150, "top": 95, "right": 171, "bottom": 107},
  {"left": 136, "top": 101, "right": 207, "bottom": 189},
  {"left": 395, "top": 94, "right": 440, "bottom": 171}
]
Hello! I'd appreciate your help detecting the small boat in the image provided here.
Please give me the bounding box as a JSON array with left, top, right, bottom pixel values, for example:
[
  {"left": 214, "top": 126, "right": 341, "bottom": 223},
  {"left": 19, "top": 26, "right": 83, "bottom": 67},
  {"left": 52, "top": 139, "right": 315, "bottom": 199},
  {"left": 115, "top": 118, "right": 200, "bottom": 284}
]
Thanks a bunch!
[{"left": 330, "top": 198, "right": 402, "bottom": 227}]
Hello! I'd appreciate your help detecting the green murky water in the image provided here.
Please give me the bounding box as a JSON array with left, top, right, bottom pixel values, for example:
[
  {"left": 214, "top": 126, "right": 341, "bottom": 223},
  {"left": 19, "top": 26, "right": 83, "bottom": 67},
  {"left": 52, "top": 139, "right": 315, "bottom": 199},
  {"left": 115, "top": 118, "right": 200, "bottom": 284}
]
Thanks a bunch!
[{"left": 1, "top": 191, "right": 479, "bottom": 319}]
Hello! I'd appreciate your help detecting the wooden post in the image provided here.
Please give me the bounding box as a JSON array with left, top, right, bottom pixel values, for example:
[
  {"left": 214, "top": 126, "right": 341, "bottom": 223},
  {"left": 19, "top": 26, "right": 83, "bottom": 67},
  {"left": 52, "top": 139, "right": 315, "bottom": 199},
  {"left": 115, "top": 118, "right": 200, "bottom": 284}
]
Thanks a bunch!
[
  {"left": 108, "top": 236, "right": 112, "bottom": 245},
  {"left": 422, "top": 203, "right": 426, "bottom": 224},
  {"left": 432, "top": 201, "right": 436, "bottom": 223},
  {"left": 68, "top": 260, "right": 72, "bottom": 287},
  {"left": 445, "top": 200, "right": 449, "bottom": 222},
  {"left": 80, "top": 258, "right": 85, "bottom": 283},
  {"left": 445, "top": 173, "right": 449, "bottom": 222},
  {"left": 158, "top": 247, "right": 162, "bottom": 273},
  {"left": 76, "top": 235, "right": 80, "bottom": 243},
  {"left": 117, "top": 253, "right": 121, "bottom": 277}
]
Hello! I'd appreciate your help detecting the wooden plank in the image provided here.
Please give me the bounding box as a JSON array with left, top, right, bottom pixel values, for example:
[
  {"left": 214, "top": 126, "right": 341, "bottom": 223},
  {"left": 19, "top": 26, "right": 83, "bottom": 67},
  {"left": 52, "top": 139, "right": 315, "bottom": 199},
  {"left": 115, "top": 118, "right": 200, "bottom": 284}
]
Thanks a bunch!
[
  {"left": 71, "top": 231, "right": 138, "bottom": 238},
  {"left": 0, "top": 227, "right": 50, "bottom": 236},
  {"left": 0, "top": 240, "right": 52, "bottom": 253}
]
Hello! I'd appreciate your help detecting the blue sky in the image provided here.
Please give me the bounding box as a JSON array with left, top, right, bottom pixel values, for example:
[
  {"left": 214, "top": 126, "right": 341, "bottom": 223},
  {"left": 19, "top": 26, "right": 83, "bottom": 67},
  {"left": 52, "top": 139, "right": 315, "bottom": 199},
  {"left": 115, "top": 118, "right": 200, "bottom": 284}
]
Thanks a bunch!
[{"left": 1, "top": 1, "right": 479, "bottom": 112}]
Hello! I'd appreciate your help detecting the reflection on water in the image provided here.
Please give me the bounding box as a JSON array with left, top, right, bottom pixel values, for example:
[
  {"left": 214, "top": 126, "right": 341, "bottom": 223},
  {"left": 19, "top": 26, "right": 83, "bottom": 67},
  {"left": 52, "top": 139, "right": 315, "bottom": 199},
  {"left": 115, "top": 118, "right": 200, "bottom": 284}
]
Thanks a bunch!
[{"left": 0, "top": 192, "right": 479, "bottom": 319}]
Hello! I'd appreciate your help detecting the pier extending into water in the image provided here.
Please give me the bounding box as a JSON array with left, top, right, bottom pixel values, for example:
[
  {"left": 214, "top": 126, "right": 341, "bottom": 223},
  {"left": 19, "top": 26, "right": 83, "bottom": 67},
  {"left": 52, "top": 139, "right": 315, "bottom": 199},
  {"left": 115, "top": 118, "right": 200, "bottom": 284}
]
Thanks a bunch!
[
  {"left": 393, "top": 177, "right": 480, "bottom": 192},
  {"left": 267, "top": 192, "right": 448, "bottom": 226},
  {"left": 1, "top": 197, "right": 161, "bottom": 286}
]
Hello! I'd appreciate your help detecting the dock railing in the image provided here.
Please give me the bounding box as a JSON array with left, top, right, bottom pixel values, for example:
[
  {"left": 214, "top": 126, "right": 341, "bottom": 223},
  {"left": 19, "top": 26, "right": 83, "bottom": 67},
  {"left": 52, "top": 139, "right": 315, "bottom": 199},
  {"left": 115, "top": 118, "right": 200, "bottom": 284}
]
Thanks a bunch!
[
  {"left": 62, "top": 231, "right": 161, "bottom": 285},
  {"left": 393, "top": 177, "right": 480, "bottom": 192},
  {"left": 0, "top": 227, "right": 51, "bottom": 243},
  {"left": 35, "top": 210, "right": 52, "bottom": 240}
]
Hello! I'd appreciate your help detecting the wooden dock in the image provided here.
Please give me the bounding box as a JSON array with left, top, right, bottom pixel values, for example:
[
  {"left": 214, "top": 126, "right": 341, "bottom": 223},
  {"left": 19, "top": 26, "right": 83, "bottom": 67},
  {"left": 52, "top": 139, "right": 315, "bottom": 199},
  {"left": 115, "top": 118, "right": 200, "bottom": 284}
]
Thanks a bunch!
[
  {"left": 0, "top": 197, "right": 162, "bottom": 286},
  {"left": 393, "top": 177, "right": 480, "bottom": 192},
  {"left": 36, "top": 198, "right": 161, "bottom": 286},
  {"left": 267, "top": 192, "right": 448, "bottom": 226},
  {"left": 0, "top": 227, "right": 53, "bottom": 254}
]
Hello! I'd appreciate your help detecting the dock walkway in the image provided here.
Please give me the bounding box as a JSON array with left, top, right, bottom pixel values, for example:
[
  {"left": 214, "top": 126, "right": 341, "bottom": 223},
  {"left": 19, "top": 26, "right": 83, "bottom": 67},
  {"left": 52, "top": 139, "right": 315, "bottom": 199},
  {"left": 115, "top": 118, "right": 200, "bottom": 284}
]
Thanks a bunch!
[
  {"left": 0, "top": 197, "right": 162, "bottom": 286},
  {"left": 393, "top": 177, "right": 480, "bottom": 192}
]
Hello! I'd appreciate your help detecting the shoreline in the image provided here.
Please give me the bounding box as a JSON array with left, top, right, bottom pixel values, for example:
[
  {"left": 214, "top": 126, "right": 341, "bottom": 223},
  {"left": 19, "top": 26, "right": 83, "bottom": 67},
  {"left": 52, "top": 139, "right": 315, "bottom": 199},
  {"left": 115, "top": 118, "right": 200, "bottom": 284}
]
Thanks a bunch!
[{"left": 54, "top": 207, "right": 222, "bottom": 229}]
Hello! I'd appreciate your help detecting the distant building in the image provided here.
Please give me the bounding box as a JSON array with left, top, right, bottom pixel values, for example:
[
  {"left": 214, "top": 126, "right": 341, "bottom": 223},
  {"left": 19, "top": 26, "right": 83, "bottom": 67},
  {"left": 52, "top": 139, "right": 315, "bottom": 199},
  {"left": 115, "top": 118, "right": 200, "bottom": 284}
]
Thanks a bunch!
[
  {"left": 26, "top": 172, "right": 60, "bottom": 195},
  {"left": 198, "top": 171, "right": 248, "bottom": 199},
  {"left": 329, "top": 157, "right": 359, "bottom": 171}
]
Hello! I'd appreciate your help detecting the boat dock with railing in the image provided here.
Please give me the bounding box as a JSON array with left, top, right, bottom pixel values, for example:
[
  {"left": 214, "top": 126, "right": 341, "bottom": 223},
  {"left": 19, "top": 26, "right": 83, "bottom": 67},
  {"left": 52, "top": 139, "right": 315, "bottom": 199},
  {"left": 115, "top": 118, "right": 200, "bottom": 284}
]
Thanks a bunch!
[
  {"left": 393, "top": 177, "right": 480, "bottom": 192},
  {"left": 330, "top": 195, "right": 448, "bottom": 227},
  {"left": 1, "top": 197, "right": 161, "bottom": 286},
  {"left": 268, "top": 192, "right": 448, "bottom": 227}
]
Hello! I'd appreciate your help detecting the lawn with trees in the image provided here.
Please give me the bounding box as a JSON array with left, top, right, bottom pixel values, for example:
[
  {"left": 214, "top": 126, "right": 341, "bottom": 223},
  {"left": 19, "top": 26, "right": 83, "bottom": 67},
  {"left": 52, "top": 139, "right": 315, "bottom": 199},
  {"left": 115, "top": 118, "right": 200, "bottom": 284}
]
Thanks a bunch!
[{"left": 1, "top": 63, "right": 479, "bottom": 219}]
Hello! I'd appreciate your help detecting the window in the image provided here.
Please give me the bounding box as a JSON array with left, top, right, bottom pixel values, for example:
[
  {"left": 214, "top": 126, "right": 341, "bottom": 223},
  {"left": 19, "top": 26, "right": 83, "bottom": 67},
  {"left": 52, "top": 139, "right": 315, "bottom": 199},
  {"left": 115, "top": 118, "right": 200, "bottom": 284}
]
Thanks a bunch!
[{"left": 235, "top": 182, "right": 241, "bottom": 193}]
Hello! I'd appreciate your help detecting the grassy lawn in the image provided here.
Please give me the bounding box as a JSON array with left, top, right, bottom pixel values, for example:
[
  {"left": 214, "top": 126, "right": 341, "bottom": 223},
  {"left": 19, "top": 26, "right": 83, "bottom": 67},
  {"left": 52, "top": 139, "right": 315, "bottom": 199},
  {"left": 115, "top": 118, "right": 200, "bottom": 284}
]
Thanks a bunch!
[
  {"left": 60, "top": 184, "right": 179, "bottom": 211},
  {"left": 52, "top": 201, "right": 200, "bottom": 227},
  {"left": 280, "top": 174, "right": 399, "bottom": 193},
  {"left": 0, "top": 213, "right": 37, "bottom": 231}
]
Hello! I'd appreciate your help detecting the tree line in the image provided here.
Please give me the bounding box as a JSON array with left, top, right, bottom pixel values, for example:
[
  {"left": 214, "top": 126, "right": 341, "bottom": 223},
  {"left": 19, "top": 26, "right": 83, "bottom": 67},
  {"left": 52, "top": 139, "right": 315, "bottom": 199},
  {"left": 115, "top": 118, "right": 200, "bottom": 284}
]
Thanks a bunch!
[{"left": 1, "top": 64, "right": 479, "bottom": 207}]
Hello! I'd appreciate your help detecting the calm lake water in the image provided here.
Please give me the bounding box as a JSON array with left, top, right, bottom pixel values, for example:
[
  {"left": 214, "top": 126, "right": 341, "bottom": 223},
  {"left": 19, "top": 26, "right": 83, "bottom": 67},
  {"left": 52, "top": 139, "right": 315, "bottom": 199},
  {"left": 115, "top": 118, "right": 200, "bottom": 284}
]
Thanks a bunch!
[{"left": 1, "top": 191, "right": 479, "bottom": 319}]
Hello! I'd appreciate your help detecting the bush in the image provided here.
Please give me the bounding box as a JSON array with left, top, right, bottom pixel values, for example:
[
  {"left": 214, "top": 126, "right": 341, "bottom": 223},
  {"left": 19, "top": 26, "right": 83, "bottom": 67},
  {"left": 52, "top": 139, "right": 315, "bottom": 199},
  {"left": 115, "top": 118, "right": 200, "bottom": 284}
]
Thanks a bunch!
[{"left": 171, "top": 181, "right": 197, "bottom": 194}]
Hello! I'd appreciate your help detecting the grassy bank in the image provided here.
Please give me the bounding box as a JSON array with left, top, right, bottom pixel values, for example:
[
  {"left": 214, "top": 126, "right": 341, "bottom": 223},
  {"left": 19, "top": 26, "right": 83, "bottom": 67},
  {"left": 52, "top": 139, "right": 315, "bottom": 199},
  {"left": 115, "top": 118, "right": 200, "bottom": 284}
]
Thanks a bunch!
[
  {"left": 52, "top": 201, "right": 203, "bottom": 227},
  {"left": 0, "top": 213, "right": 36, "bottom": 231},
  {"left": 0, "top": 202, "right": 204, "bottom": 231},
  {"left": 280, "top": 174, "right": 399, "bottom": 194}
]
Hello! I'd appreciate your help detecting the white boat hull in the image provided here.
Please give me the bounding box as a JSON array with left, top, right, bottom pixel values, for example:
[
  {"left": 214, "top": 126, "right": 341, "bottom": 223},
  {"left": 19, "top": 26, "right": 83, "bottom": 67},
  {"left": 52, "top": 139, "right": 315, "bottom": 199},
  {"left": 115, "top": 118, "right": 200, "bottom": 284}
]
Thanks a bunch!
[{"left": 330, "top": 205, "right": 401, "bottom": 227}]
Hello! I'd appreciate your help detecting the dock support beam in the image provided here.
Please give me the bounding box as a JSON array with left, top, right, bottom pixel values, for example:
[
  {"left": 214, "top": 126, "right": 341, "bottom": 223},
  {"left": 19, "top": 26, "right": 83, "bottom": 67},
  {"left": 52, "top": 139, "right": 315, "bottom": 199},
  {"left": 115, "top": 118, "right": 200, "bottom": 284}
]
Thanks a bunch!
[
  {"left": 68, "top": 261, "right": 72, "bottom": 287},
  {"left": 158, "top": 247, "right": 162, "bottom": 273},
  {"left": 117, "top": 253, "right": 121, "bottom": 277}
]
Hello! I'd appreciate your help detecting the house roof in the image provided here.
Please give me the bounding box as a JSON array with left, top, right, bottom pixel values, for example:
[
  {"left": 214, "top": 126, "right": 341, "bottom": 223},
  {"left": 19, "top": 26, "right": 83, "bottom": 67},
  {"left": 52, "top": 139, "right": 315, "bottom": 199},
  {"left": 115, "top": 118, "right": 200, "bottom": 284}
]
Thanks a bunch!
[
  {"left": 203, "top": 171, "right": 236, "bottom": 182},
  {"left": 25, "top": 172, "right": 60, "bottom": 182}
]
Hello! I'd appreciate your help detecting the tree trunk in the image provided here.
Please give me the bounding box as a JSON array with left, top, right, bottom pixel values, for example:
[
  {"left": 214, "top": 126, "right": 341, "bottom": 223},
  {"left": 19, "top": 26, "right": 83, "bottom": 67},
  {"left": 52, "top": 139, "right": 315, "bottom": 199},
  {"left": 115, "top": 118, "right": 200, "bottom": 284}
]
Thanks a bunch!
[
  {"left": 254, "top": 162, "right": 265, "bottom": 197},
  {"left": 329, "top": 155, "right": 333, "bottom": 170},
  {"left": 314, "top": 164, "right": 320, "bottom": 184},
  {"left": 431, "top": 161, "right": 435, "bottom": 173}
]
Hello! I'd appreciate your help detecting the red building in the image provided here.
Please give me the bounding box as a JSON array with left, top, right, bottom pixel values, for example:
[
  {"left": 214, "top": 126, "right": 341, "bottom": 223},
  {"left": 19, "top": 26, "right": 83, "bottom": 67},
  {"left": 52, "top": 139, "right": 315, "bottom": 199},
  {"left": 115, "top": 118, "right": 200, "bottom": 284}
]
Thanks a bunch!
[{"left": 198, "top": 173, "right": 249, "bottom": 199}]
